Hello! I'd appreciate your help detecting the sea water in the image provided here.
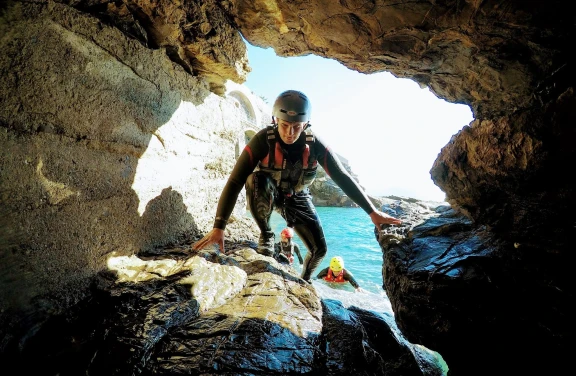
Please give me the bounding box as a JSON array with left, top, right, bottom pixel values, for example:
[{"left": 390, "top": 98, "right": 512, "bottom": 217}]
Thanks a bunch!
[
  {"left": 261, "top": 207, "right": 449, "bottom": 373},
  {"left": 266, "top": 206, "right": 394, "bottom": 315},
  {"left": 267, "top": 207, "right": 449, "bottom": 373}
]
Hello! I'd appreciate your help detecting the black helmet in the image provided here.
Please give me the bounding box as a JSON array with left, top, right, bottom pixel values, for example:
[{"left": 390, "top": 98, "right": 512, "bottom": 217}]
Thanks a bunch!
[{"left": 272, "top": 90, "right": 311, "bottom": 122}]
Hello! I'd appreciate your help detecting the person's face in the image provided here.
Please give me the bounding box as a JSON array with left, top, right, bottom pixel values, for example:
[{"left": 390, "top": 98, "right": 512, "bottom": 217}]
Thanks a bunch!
[{"left": 277, "top": 119, "right": 307, "bottom": 144}]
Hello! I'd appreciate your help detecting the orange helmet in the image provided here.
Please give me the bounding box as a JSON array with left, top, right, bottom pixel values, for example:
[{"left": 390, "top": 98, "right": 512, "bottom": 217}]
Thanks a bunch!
[{"left": 280, "top": 228, "right": 294, "bottom": 238}]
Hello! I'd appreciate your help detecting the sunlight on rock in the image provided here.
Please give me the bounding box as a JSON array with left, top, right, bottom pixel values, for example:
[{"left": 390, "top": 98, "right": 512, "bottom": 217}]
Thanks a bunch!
[
  {"left": 106, "top": 254, "right": 247, "bottom": 311},
  {"left": 180, "top": 256, "right": 247, "bottom": 311},
  {"left": 107, "top": 255, "right": 182, "bottom": 282},
  {"left": 213, "top": 271, "right": 323, "bottom": 338},
  {"left": 131, "top": 100, "right": 204, "bottom": 216},
  {"left": 36, "top": 159, "right": 77, "bottom": 205}
]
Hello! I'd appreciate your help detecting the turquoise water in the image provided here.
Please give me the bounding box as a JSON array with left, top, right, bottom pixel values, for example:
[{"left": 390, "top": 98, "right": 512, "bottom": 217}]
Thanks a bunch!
[
  {"left": 260, "top": 207, "right": 448, "bottom": 372},
  {"left": 266, "top": 206, "right": 394, "bottom": 314}
]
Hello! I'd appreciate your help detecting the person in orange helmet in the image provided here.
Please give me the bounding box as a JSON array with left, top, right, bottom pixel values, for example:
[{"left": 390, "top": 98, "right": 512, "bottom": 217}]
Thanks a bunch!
[{"left": 274, "top": 227, "right": 304, "bottom": 265}]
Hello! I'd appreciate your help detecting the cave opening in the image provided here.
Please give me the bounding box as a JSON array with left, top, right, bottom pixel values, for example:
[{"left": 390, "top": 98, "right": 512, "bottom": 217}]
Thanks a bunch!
[{"left": 244, "top": 43, "right": 474, "bottom": 202}]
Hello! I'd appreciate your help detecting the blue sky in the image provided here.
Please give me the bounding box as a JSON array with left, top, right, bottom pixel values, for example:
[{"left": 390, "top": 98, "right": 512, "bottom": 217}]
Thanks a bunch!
[{"left": 242, "top": 43, "right": 473, "bottom": 202}]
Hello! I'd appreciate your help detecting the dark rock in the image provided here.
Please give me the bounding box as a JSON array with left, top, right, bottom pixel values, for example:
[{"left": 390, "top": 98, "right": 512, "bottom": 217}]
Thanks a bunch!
[{"left": 322, "top": 299, "right": 445, "bottom": 375}]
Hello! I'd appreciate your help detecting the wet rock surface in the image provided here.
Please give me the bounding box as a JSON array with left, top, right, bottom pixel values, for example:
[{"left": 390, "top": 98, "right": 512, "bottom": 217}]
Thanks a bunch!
[
  {"left": 1, "top": 240, "right": 443, "bottom": 375},
  {"left": 378, "top": 200, "right": 571, "bottom": 376}
]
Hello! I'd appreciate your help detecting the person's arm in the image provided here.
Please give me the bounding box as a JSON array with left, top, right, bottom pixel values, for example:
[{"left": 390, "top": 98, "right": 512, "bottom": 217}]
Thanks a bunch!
[
  {"left": 294, "top": 244, "right": 304, "bottom": 265},
  {"left": 343, "top": 269, "right": 362, "bottom": 290},
  {"left": 314, "top": 135, "right": 402, "bottom": 227},
  {"left": 316, "top": 267, "right": 329, "bottom": 279},
  {"left": 193, "top": 129, "right": 269, "bottom": 252},
  {"left": 213, "top": 131, "right": 269, "bottom": 230}
]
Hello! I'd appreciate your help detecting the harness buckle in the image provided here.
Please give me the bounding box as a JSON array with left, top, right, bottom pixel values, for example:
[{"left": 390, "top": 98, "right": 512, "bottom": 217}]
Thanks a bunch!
[{"left": 280, "top": 181, "right": 294, "bottom": 197}]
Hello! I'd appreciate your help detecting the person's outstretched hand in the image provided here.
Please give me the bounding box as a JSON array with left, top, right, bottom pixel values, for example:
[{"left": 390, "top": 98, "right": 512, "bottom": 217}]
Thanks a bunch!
[
  {"left": 369, "top": 210, "right": 402, "bottom": 227},
  {"left": 192, "top": 228, "right": 225, "bottom": 253},
  {"left": 355, "top": 287, "right": 367, "bottom": 293}
]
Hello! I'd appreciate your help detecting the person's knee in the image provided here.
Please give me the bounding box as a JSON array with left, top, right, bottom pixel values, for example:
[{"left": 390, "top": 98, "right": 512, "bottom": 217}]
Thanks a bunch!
[
  {"left": 309, "top": 243, "right": 326, "bottom": 260},
  {"left": 245, "top": 173, "right": 256, "bottom": 192}
]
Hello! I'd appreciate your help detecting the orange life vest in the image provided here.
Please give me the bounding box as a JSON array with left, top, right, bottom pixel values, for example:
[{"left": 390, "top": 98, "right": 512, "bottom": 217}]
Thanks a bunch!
[{"left": 323, "top": 268, "right": 345, "bottom": 283}]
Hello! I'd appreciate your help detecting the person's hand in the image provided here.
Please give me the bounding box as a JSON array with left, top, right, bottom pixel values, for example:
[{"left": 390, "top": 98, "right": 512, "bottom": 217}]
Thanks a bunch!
[
  {"left": 355, "top": 287, "right": 367, "bottom": 293},
  {"left": 369, "top": 210, "right": 402, "bottom": 227},
  {"left": 192, "top": 228, "right": 225, "bottom": 253}
]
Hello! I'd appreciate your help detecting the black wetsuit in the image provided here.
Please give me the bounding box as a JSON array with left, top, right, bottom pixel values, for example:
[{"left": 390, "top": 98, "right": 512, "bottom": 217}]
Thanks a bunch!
[
  {"left": 212, "top": 125, "right": 377, "bottom": 281},
  {"left": 274, "top": 241, "right": 304, "bottom": 265}
]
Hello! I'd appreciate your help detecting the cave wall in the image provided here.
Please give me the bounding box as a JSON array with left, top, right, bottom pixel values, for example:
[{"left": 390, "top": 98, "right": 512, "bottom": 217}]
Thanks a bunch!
[
  {"left": 230, "top": 0, "right": 568, "bottom": 117},
  {"left": 0, "top": 2, "right": 261, "bottom": 320}
]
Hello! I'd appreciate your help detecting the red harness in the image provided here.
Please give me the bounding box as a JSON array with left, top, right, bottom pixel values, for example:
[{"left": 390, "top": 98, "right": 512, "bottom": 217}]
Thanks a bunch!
[
  {"left": 323, "top": 268, "right": 345, "bottom": 283},
  {"left": 260, "top": 129, "right": 316, "bottom": 170},
  {"left": 258, "top": 126, "right": 318, "bottom": 195}
]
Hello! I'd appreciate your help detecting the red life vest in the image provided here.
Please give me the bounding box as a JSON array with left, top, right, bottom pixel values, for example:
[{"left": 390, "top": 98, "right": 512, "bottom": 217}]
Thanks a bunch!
[{"left": 323, "top": 268, "right": 345, "bottom": 283}]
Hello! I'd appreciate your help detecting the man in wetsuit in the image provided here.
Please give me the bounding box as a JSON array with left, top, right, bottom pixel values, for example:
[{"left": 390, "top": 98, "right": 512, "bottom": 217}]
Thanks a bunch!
[{"left": 192, "top": 90, "right": 402, "bottom": 281}]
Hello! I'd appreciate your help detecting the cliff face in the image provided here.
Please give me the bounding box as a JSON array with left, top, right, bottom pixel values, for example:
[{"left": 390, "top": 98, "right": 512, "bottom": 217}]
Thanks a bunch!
[
  {"left": 309, "top": 156, "right": 364, "bottom": 207},
  {"left": 0, "top": 1, "right": 573, "bottom": 375}
]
